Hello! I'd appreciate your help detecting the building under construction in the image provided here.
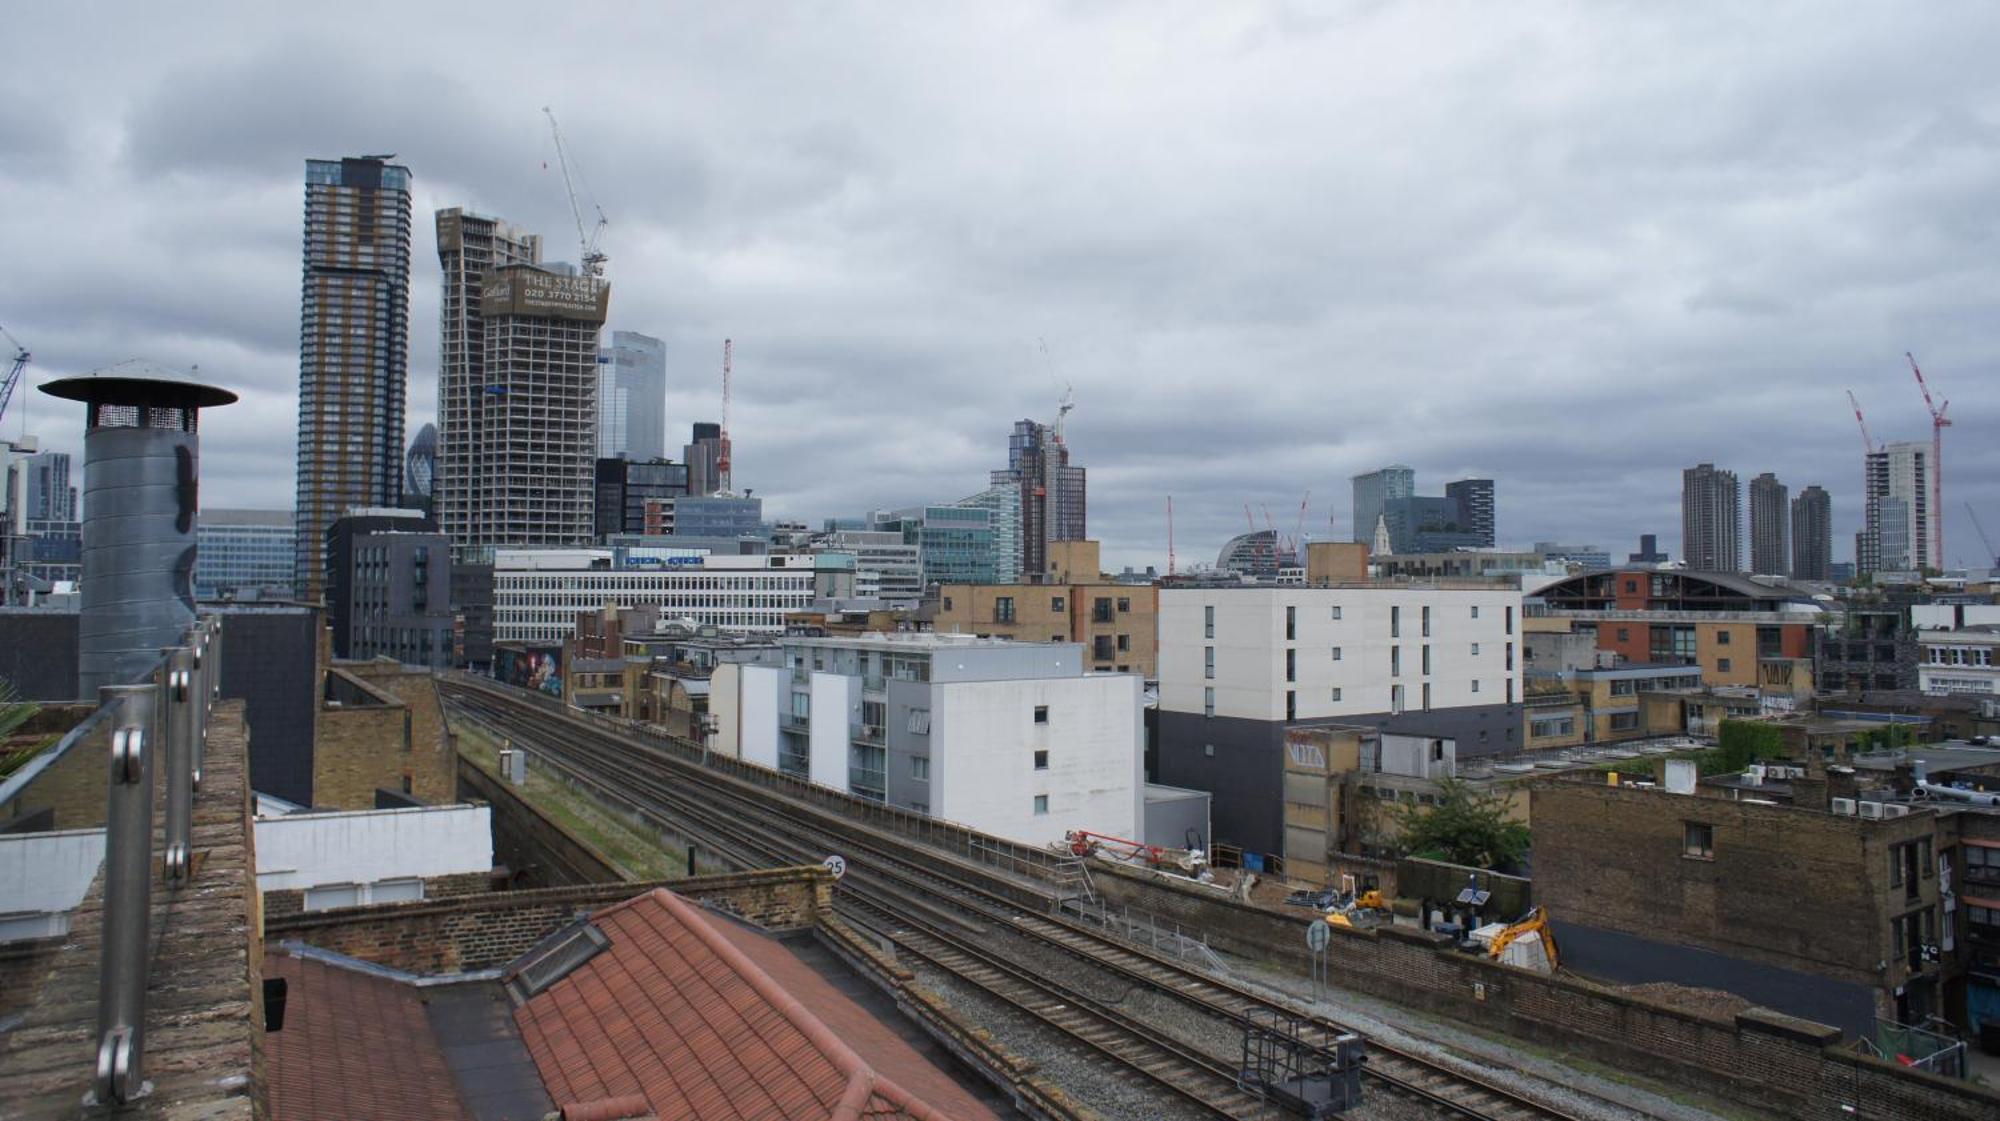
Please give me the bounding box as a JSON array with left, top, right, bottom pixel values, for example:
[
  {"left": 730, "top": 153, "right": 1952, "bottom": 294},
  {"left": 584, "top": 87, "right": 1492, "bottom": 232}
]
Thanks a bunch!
[{"left": 992, "top": 418, "right": 1085, "bottom": 582}]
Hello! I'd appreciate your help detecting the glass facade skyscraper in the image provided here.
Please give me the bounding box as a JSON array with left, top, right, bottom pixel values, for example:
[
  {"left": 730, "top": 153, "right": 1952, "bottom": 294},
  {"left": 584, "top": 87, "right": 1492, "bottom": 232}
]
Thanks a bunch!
[
  {"left": 295, "top": 156, "right": 413, "bottom": 602},
  {"left": 597, "top": 331, "right": 667, "bottom": 461}
]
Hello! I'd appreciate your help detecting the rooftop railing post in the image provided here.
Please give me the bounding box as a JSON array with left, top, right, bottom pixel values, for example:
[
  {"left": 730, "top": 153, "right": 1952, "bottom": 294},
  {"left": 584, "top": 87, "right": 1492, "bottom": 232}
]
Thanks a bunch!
[
  {"left": 93, "top": 682, "right": 157, "bottom": 1106},
  {"left": 162, "top": 645, "right": 196, "bottom": 886}
]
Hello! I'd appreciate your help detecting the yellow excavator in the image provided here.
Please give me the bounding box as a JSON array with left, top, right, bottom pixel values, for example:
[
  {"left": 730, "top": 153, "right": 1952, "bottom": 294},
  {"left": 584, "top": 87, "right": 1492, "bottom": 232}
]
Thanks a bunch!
[
  {"left": 1322, "top": 888, "right": 1391, "bottom": 930},
  {"left": 1483, "top": 906, "right": 1560, "bottom": 973}
]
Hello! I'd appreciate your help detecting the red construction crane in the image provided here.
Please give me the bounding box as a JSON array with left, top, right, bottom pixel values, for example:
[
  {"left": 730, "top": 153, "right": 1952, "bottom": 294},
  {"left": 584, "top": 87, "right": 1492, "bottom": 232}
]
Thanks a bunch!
[
  {"left": 1845, "top": 390, "right": 1880, "bottom": 455},
  {"left": 1907, "top": 352, "right": 1950, "bottom": 569},
  {"left": 717, "top": 339, "right": 733, "bottom": 495}
]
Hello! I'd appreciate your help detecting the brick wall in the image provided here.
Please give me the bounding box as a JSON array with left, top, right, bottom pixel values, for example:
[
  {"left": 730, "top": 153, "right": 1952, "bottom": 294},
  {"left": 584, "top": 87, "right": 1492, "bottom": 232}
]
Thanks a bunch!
[
  {"left": 1090, "top": 863, "right": 1998, "bottom": 1121},
  {"left": 312, "top": 664, "right": 456, "bottom": 809},
  {"left": 265, "top": 867, "right": 831, "bottom": 975}
]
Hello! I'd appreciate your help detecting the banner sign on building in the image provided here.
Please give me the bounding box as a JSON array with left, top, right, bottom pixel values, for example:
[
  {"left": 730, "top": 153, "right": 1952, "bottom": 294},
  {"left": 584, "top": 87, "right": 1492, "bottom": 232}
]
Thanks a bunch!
[{"left": 481, "top": 265, "right": 609, "bottom": 324}]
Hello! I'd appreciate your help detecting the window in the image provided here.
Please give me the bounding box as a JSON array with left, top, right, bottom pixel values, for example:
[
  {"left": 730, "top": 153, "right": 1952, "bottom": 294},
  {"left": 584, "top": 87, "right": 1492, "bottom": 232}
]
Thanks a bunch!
[
  {"left": 1117, "top": 597, "right": 1130, "bottom": 612},
  {"left": 1033, "top": 795, "right": 1049, "bottom": 815},
  {"left": 1609, "top": 711, "right": 1639, "bottom": 732},
  {"left": 1286, "top": 606, "right": 1297, "bottom": 640},
  {"left": 1286, "top": 690, "right": 1296, "bottom": 721},
  {"left": 1391, "top": 606, "right": 1401, "bottom": 638},
  {"left": 907, "top": 708, "right": 931, "bottom": 734},
  {"left": 1717, "top": 658, "right": 1732, "bottom": 673},
  {"left": 1471, "top": 642, "right": 1480, "bottom": 656},
  {"left": 1205, "top": 604, "right": 1215, "bottom": 638},
  {"left": 1616, "top": 628, "right": 1630, "bottom": 643},
  {"left": 303, "top": 883, "right": 361, "bottom": 912},
  {"left": 1331, "top": 646, "right": 1344, "bottom": 662},
  {"left": 1093, "top": 597, "right": 1114, "bottom": 623},
  {"left": 1422, "top": 645, "right": 1431, "bottom": 675},
  {"left": 1421, "top": 683, "right": 1432, "bottom": 710},
  {"left": 1391, "top": 684, "right": 1405, "bottom": 714},
  {"left": 1052, "top": 596, "right": 1065, "bottom": 612},
  {"left": 1422, "top": 605, "right": 1431, "bottom": 637},
  {"left": 1204, "top": 687, "right": 1215, "bottom": 717},
  {"left": 1034, "top": 750, "right": 1049, "bottom": 770},
  {"left": 1470, "top": 605, "right": 1479, "bottom": 619},
  {"left": 1505, "top": 642, "right": 1514, "bottom": 671},
  {"left": 995, "top": 595, "right": 1015, "bottom": 623},
  {"left": 1716, "top": 630, "right": 1731, "bottom": 646},
  {"left": 1285, "top": 649, "right": 1296, "bottom": 682},
  {"left": 1505, "top": 606, "right": 1514, "bottom": 635},
  {"left": 911, "top": 756, "right": 929, "bottom": 779},
  {"left": 1117, "top": 634, "right": 1130, "bottom": 651},
  {"left": 1331, "top": 606, "right": 1343, "bottom": 621},
  {"left": 1205, "top": 646, "right": 1216, "bottom": 679},
  {"left": 1471, "top": 679, "right": 1480, "bottom": 693},
  {"left": 1204, "top": 743, "right": 1216, "bottom": 757},
  {"left": 372, "top": 877, "right": 423, "bottom": 904},
  {"left": 1330, "top": 687, "right": 1342, "bottom": 702},
  {"left": 1033, "top": 705, "right": 1049, "bottom": 724},
  {"left": 1683, "top": 822, "right": 1714, "bottom": 860},
  {"left": 1506, "top": 678, "right": 1514, "bottom": 703},
  {"left": 1391, "top": 647, "right": 1401, "bottom": 677},
  {"left": 1094, "top": 635, "right": 1115, "bottom": 661}
]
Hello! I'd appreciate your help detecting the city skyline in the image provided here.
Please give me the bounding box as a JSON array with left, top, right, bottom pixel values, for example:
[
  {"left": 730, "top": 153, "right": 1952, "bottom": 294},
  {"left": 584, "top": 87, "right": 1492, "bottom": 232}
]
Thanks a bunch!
[{"left": 5, "top": 5, "right": 1999, "bottom": 571}]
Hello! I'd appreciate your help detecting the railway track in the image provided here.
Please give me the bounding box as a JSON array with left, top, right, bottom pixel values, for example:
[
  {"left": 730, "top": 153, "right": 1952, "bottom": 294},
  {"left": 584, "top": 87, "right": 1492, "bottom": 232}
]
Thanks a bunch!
[{"left": 443, "top": 678, "right": 1605, "bottom": 1121}]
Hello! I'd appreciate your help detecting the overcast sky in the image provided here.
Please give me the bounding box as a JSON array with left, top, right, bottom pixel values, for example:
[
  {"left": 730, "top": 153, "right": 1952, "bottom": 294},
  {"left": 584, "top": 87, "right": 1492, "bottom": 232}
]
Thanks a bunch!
[{"left": 6, "top": 3, "right": 1998, "bottom": 571}]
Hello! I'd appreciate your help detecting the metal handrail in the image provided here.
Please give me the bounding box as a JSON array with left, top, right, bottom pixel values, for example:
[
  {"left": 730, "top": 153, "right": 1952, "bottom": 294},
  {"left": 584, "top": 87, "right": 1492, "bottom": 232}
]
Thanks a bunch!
[{"left": 86, "top": 613, "right": 221, "bottom": 1106}]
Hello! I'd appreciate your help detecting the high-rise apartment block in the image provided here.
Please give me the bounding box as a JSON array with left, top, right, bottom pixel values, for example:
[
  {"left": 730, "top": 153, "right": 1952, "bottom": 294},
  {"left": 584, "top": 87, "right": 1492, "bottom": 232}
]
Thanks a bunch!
[
  {"left": 26, "top": 450, "right": 74, "bottom": 520},
  {"left": 1681, "top": 463, "right": 1741, "bottom": 572},
  {"left": 1748, "top": 472, "right": 1789, "bottom": 576},
  {"left": 597, "top": 331, "right": 666, "bottom": 461},
  {"left": 295, "top": 156, "right": 413, "bottom": 601},
  {"left": 684, "top": 422, "right": 724, "bottom": 496},
  {"left": 992, "top": 420, "right": 1084, "bottom": 582},
  {"left": 1860, "top": 442, "right": 1930, "bottom": 576},
  {"left": 1791, "top": 485, "right": 1832, "bottom": 582},
  {"left": 435, "top": 208, "right": 543, "bottom": 555}
]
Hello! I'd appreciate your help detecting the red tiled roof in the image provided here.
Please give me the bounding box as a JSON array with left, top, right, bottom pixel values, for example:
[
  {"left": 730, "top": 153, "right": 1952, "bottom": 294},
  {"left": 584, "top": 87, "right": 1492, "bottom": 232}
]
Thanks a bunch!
[
  {"left": 265, "top": 953, "right": 474, "bottom": 1121},
  {"left": 514, "top": 888, "right": 991, "bottom": 1121}
]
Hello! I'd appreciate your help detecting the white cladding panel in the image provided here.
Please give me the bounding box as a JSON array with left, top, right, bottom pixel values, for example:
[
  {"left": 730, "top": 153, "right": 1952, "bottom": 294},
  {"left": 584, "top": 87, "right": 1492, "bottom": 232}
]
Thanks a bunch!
[
  {"left": 933, "top": 674, "right": 1142, "bottom": 847},
  {"left": 253, "top": 804, "right": 491, "bottom": 891},
  {"left": 738, "top": 665, "right": 783, "bottom": 769},
  {"left": 808, "top": 671, "right": 856, "bottom": 790},
  {"left": 1159, "top": 586, "right": 1521, "bottom": 720},
  {"left": 0, "top": 828, "right": 104, "bottom": 917}
]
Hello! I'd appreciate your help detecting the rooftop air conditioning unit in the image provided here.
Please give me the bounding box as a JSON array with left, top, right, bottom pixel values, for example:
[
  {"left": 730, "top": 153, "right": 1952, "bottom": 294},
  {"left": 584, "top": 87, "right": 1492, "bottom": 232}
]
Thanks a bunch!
[
  {"left": 1883, "top": 804, "right": 1912, "bottom": 818},
  {"left": 1830, "top": 797, "right": 1857, "bottom": 816},
  {"left": 1858, "top": 801, "right": 1886, "bottom": 820}
]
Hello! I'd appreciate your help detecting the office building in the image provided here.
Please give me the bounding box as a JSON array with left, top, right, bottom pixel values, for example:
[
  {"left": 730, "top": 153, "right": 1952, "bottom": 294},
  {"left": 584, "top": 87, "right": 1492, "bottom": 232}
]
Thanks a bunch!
[
  {"left": 991, "top": 419, "right": 1084, "bottom": 581},
  {"left": 1791, "top": 485, "right": 1833, "bottom": 582},
  {"left": 905, "top": 504, "right": 1002, "bottom": 586},
  {"left": 434, "top": 208, "right": 543, "bottom": 555},
  {"left": 295, "top": 156, "right": 413, "bottom": 602},
  {"left": 403, "top": 423, "right": 436, "bottom": 515},
  {"left": 1156, "top": 582, "right": 1524, "bottom": 855},
  {"left": 25, "top": 451, "right": 73, "bottom": 521},
  {"left": 1350, "top": 465, "right": 1414, "bottom": 546},
  {"left": 1445, "top": 478, "right": 1496, "bottom": 546},
  {"left": 1532, "top": 543, "right": 1610, "bottom": 570},
  {"left": 1681, "top": 463, "right": 1741, "bottom": 573},
  {"left": 329, "top": 511, "right": 452, "bottom": 669},
  {"left": 1628, "top": 534, "right": 1669, "bottom": 565},
  {"left": 818, "top": 529, "right": 922, "bottom": 607},
  {"left": 640, "top": 493, "right": 762, "bottom": 539},
  {"left": 597, "top": 331, "right": 666, "bottom": 460},
  {"left": 1217, "top": 530, "right": 1283, "bottom": 580},
  {"left": 712, "top": 633, "right": 1140, "bottom": 845},
  {"left": 196, "top": 509, "right": 296, "bottom": 600},
  {"left": 593, "top": 457, "right": 689, "bottom": 539},
  {"left": 1861, "top": 442, "right": 1931, "bottom": 576},
  {"left": 954, "top": 486, "right": 1022, "bottom": 582},
  {"left": 684, "top": 422, "right": 723, "bottom": 496},
  {"left": 492, "top": 547, "right": 855, "bottom": 642},
  {"left": 1749, "top": 472, "right": 1789, "bottom": 577}
]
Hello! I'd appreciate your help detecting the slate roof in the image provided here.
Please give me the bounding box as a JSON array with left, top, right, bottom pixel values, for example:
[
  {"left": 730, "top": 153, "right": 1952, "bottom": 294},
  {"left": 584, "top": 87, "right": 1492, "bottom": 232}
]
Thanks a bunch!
[{"left": 513, "top": 888, "right": 993, "bottom": 1121}]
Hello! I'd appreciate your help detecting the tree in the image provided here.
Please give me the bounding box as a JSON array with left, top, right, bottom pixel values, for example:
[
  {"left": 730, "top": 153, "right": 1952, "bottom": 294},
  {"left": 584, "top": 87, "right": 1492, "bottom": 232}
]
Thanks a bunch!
[{"left": 1394, "top": 778, "right": 1530, "bottom": 872}]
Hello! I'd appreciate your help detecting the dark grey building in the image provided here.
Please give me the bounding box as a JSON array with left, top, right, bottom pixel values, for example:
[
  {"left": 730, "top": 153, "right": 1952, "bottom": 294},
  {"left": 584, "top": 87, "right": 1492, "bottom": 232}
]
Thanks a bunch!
[
  {"left": 1749, "top": 472, "right": 1789, "bottom": 577},
  {"left": 451, "top": 560, "right": 495, "bottom": 671},
  {"left": 1383, "top": 495, "right": 1487, "bottom": 555},
  {"left": 1444, "top": 478, "right": 1496, "bottom": 547},
  {"left": 992, "top": 418, "right": 1086, "bottom": 582},
  {"left": 594, "top": 456, "right": 688, "bottom": 540},
  {"left": 1629, "top": 533, "right": 1669, "bottom": 564},
  {"left": 684, "top": 422, "right": 723, "bottom": 496},
  {"left": 341, "top": 523, "right": 453, "bottom": 670},
  {"left": 1350, "top": 465, "right": 1414, "bottom": 545},
  {"left": 325, "top": 508, "right": 431, "bottom": 660},
  {"left": 295, "top": 157, "right": 413, "bottom": 603},
  {"left": 1681, "top": 463, "right": 1741, "bottom": 573},
  {"left": 1791, "top": 485, "right": 1833, "bottom": 582}
]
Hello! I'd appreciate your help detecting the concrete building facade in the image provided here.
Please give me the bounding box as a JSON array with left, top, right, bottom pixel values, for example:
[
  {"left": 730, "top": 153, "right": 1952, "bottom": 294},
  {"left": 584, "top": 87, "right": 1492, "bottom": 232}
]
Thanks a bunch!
[
  {"left": 295, "top": 156, "right": 413, "bottom": 601},
  {"left": 1749, "top": 472, "right": 1789, "bottom": 577},
  {"left": 492, "top": 547, "right": 855, "bottom": 642},
  {"left": 1682, "top": 463, "right": 1742, "bottom": 573},
  {"left": 1792, "top": 484, "right": 1833, "bottom": 582},
  {"left": 1863, "top": 441, "right": 1931, "bottom": 576}
]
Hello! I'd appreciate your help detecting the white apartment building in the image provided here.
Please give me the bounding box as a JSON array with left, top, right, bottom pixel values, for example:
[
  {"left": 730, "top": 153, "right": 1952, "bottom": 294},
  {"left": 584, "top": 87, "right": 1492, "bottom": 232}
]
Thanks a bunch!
[
  {"left": 1918, "top": 627, "right": 2000, "bottom": 698},
  {"left": 709, "top": 633, "right": 1141, "bottom": 847},
  {"left": 493, "top": 548, "right": 856, "bottom": 642},
  {"left": 1156, "top": 583, "right": 1523, "bottom": 858}
]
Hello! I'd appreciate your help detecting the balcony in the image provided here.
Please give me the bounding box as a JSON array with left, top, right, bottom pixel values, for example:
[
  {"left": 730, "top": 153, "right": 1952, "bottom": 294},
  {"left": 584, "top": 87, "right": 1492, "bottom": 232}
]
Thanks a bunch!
[
  {"left": 863, "top": 674, "right": 886, "bottom": 694},
  {"left": 855, "top": 723, "right": 885, "bottom": 745},
  {"left": 780, "top": 711, "right": 810, "bottom": 732}
]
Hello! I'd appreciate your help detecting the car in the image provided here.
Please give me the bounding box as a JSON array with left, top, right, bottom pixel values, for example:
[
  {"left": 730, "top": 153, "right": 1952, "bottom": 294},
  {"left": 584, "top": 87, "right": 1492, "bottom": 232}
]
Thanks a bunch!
[{"left": 1971, "top": 735, "right": 1991, "bottom": 747}]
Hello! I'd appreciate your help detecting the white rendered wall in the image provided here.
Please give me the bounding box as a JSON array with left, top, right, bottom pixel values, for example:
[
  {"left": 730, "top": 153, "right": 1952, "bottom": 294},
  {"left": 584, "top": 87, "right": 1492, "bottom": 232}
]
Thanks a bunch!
[
  {"left": 711, "top": 662, "right": 743, "bottom": 758},
  {"left": 254, "top": 804, "right": 491, "bottom": 892},
  {"left": 809, "top": 671, "right": 857, "bottom": 791},
  {"left": 1160, "top": 587, "right": 1522, "bottom": 720},
  {"left": 738, "top": 665, "right": 782, "bottom": 769},
  {"left": 0, "top": 828, "right": 104, "bottom": 918},
  {"left": 933, "top": 674, "right": 1142, "bottom": 847}
]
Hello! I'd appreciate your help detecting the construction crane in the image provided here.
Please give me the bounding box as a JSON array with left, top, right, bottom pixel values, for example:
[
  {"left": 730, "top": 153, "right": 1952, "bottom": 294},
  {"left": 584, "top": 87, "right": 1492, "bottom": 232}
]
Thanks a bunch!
[
  {"left": 0, "top": 325, "right": 29, "bottom": 429},
  {"left": 717, "top": 339, "right": 733, "bottom": 495},
  {"left": 1969, "top": 503, "right": 1999, "bottom": 569},
  {"left": 1907, "top": 352, "right": 1951, "bottom": 569},
  {"left": 1845, "top": 390, "right": 1880, "bottom": 455},
  {"left": 1293, "top": 490, "right": 1311, "bottom": 550},
  {"left": 1166, "top": 495, "right": 1176, "bottom": 577},
  {"left": 542, "top": 107, "right": 607, "bottom": 278}
]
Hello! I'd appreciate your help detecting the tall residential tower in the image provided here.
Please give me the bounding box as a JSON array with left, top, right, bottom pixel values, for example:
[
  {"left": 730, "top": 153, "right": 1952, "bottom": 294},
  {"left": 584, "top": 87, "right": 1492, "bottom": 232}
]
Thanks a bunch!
[
  {"left": 992, "top": 419, "right": 1085, "bottom": 582},
  {"left": 1860, "top": 442, "right": 1930, "bottom": 576},
  {"left": 1681, "top": 463, "right": 1741, "bottom": 573},
  {"left": 434, "top": 209, "right": 541, "bottom": 553},
  {"left": 1791, "top": 485, "right": 1832, "bottom": 582},
  {"left": 1748, "top": 472, "right": 1789, "bottom": 576},
  {"left": 294, "top": 156, "right": 412, "bottom": 600}
]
